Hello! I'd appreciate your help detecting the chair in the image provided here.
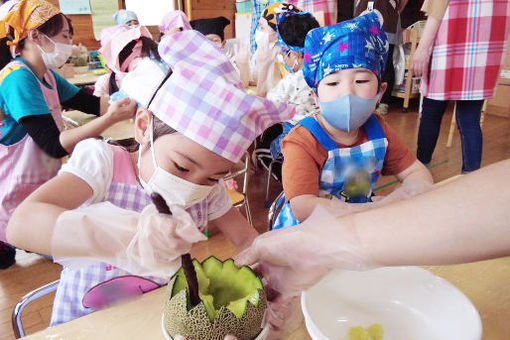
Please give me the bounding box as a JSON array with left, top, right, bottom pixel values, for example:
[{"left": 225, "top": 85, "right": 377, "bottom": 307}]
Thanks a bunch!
[
  {"left": 225, "top": 152, "right": 252, "bottom": 225},
  {"left": 12, "top": 280, "right": 60, "bottom": 338},
  {"left": 252, "top": 148, "right": 283, "bottom": 208},
  {"left": 267, "top": 191, "right": 285, "bottom": 231}
]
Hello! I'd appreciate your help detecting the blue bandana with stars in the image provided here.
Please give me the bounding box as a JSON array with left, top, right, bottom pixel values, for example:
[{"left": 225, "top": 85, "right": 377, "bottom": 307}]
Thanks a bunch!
[{"left": 302, "top": 12, "right": 388, "bottom": 92}]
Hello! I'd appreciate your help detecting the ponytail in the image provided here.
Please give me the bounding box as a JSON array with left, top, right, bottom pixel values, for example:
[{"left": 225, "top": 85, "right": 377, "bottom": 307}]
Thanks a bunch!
[
  {"left": 0, "top": 37, "right": 13, "bottom": 69},
  {"left": 0, "top": 26, "right": 17, "bottom": 69}
]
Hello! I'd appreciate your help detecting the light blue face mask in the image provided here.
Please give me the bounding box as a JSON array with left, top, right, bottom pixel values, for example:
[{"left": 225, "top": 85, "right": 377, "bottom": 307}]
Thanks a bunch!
[{"left": 319, "top": 93, "right": 381, "bottom": 132}]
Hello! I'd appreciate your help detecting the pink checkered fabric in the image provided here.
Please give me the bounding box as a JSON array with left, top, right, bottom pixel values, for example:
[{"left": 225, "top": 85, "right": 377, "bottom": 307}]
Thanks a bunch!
[
  {"left": 98, "top": 25, "right": 153, "bottom": 74},
  {"left": 158, "top": 10, "right": 192, "bottom": 33},
  {"left": 149, "top": 30, "right": 295, "bottom": 163},
  {"left": 423, "top": 0, "right": 510, "bottom": 100}
]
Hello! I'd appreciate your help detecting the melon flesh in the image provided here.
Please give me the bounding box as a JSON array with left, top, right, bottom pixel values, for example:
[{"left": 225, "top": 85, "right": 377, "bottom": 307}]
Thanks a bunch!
[{"left": 164, "top": 256, "right": 267, "bottom": 340}]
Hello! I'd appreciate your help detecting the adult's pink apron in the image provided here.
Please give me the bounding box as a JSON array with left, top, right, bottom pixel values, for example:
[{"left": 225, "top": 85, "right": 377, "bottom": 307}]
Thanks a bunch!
[{"left": 0, "top": 61, "right": 63, "bottom": 242}]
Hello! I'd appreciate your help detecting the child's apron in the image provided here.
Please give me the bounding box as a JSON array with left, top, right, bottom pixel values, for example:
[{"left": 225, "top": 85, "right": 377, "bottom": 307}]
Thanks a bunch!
[
  {"left": 50, "top": 145, "right": 211, "bottom": 325},
  {"left": 0, "top": 61, "right": 62, "bottom": 242},
  {"left": 273, "top": 115, "right": 387, "bottom": 230}
]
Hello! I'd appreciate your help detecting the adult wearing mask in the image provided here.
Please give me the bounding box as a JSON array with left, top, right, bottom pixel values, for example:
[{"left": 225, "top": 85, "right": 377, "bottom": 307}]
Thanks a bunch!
[{"left": 0, "top": 0, "right": 136, "bottom": 269}]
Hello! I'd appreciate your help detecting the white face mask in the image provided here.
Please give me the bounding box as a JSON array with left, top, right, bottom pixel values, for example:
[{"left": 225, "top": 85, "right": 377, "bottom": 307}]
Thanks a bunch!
[
  {"left": 37, "top": 34, "right": 73, "bottom": 69},
  {"left": 137, "top": 118, "right": 214, "bottom": 209}
]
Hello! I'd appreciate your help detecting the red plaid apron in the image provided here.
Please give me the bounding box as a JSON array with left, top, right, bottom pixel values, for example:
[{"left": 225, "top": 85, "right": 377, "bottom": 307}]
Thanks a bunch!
[
  {"left": 423, "top": 0, "right": 510, "bottom": 100},
  {"left": 297, "top": 0, "right": 337, "bottom": 26}
]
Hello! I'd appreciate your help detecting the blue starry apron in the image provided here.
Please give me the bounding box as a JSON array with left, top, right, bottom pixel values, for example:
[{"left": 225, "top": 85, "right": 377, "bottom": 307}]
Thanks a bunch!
[{"left": 273, "top": 115, "right": 388, "bottom": 230}]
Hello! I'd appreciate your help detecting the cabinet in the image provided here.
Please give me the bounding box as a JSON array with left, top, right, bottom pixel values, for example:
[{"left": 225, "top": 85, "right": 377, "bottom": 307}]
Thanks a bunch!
[
  {"left": 392, "top": 27, "right": 422, "bottom": 112},
  {"left": 184, "top": 0, "right": 236, "bottom": 39}
]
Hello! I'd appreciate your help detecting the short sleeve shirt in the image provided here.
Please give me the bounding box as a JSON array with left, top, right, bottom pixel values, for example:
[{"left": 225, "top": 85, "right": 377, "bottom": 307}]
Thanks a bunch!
[
  {"left": 281, "top": 114, "right": 416, "bottom": 201},
  {"left": 60, "top": 138, "right": 233, "bottom": 222},
  {"left": 0, "top": 58, "right": 80, "bottom": 145}
]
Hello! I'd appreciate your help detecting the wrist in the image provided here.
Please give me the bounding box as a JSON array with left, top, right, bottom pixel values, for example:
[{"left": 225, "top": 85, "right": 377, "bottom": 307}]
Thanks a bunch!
[{"left": 100, "top": 111, "right": 117, "bottom": 126}]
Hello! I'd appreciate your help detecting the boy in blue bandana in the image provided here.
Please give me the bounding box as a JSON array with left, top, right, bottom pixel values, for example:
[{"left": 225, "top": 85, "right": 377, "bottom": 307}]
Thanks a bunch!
[{"left": 274, "top": 12, "right": 432, "bottom": 230}]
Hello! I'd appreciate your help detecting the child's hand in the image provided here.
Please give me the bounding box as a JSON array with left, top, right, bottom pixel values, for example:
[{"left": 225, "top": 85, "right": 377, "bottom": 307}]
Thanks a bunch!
[
  {"left": 126, "top": 204, "right": 207, "bottom": 274},
  {"left": 235, "top": 40, "right": 250, "bottom": 65},
  {"left": 104, "top": 97, "right": 137, "bottom": 124},
  {"left": 255, "top": 36, "right": 277, "bottom": 68}
]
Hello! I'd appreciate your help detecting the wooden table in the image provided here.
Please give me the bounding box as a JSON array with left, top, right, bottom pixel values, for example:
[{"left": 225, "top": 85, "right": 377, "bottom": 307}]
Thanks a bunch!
[
  {"left": 66, "top": 72, "right": 101, "bottom": 87},
  {"left": 22, "top": 225, "right": 510, "bottom": 340}
]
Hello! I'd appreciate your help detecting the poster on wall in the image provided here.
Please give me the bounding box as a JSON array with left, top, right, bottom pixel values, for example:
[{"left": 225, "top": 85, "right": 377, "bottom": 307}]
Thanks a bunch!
[
  {"left": 90, "top": 0, "right": 119, "bottom": 41},
  {"left": 59, "top": 0, "right": 92, "bottom": 15}
]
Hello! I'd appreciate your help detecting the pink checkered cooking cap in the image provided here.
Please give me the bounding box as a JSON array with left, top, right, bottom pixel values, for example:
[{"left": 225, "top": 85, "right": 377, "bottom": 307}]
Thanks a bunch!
[{"left": 145, "top": 30, "right": 295, "bottom": 163}]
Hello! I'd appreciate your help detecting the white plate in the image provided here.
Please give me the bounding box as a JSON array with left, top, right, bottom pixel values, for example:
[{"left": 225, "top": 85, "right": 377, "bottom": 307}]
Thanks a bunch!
[
  {"left": 301, "top": 267, "right": 482, "bottom": 340},
  {"left": 161, "top": 314, "right": 269, "bottom": 340}
]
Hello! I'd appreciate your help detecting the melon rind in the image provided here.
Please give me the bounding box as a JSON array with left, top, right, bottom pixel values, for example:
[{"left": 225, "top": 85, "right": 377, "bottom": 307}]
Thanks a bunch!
[{"left": 163, "top": 259, "right": 267, "bottom": 340}]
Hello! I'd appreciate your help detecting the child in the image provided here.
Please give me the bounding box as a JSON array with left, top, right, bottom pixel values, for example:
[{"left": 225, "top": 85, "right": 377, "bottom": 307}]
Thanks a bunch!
[
  {"left": 159, "top": 10, "right": 192, "bottom": 37},
  {"left": 237, "top": 2, "right": 300, "bottom": 96},
  {"left": 0, "top": 0, "right": 136, "bottom": 268},
  {"left": 255, "top": 11, "right": 320, "bottom": 182},
  {"left": 6, "top": 30, "right": 294, "bottom": 324},
  {"left": 273, "top": 12, "right": 432, "bottom": 229},
  {"left": 190, "top": 16, "right": 231, "bottom": 49},
  {"left": 268, "top": 11, "right": 320, "bottom": 124},
  {"left": 93, "top": 25, "right": 158, "bottom": 97},
  {"left": 190, "top": 16, "right": 239, "bottom": 72},
  {"left": 113, "top": 9, "right": 139, "bottom": 26}
]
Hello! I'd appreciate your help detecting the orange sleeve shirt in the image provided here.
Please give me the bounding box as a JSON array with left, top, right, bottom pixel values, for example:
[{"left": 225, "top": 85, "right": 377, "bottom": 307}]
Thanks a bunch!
[{"left": 281, "top": 115, "right": 416, "bottom": 201}]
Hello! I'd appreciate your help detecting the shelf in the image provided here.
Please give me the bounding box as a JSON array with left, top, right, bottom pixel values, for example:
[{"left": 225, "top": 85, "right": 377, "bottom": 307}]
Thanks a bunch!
[{"left": 392, "top": 91, "right": 420, "bottom": 99}]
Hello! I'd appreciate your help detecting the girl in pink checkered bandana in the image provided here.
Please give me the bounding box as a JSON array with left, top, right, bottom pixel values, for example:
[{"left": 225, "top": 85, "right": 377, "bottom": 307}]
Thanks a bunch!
[{"left": 6, "top": 30, "right": 294, "bottom": 325}]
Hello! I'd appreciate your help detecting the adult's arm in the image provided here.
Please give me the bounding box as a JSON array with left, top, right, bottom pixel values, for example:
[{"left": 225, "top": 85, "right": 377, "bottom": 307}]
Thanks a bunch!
[
  {"left": 236, "top": 159, "right": 510, "bottom": 296},
  {"left": 410, "top": 0, "right": 448, "bottom": 76}
]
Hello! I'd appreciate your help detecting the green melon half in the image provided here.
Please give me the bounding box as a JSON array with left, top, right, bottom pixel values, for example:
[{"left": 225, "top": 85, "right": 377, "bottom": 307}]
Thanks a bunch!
[{"left": 163, "top": 256, "right": 267, "bottom": 340}]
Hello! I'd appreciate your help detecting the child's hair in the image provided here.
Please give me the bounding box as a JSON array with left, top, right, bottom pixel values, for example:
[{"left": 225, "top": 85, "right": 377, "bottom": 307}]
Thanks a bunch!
[
  {"left": 0, "top": 13, "right": 72, "bottom": 69},
  {"left": 277, "top": 13, "right": 319, "bottom": 48},
  {"left": 109, "top": 115, "right": 176, "bottom": 152},
  {"left": 109, "top": 37, "right": 161, "bottom": 94}
]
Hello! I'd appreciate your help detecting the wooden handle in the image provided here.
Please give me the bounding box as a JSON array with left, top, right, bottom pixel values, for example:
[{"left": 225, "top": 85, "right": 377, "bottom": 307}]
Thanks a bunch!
[{"left": 150, "top": 192, "right": 200, "bottom": 306}]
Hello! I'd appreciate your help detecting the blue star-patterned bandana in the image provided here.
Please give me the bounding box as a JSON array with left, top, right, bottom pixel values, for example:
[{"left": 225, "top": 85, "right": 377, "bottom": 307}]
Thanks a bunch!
[
  {"left": 302, "top": 12, "right": 389, "bottom": 92},
  {"left": 275, "top": 11, "right": 314, "bottom": 54}
]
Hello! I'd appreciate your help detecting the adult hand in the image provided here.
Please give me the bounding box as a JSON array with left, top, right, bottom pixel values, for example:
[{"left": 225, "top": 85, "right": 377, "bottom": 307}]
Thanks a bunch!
[
  {"left": 410, "top": 43, "right": 432, "bottom": 77},
  {"left": 104, "top": 97, "right": 137, "bottom": 123},
  {"left": 235, "top": 205, "right": 371, "bottom": 327}
]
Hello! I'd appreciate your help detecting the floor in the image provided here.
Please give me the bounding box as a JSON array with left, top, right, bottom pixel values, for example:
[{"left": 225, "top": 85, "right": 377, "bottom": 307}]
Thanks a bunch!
[{"left": 1, "top": 99, "right": 510, "bottom": 339}]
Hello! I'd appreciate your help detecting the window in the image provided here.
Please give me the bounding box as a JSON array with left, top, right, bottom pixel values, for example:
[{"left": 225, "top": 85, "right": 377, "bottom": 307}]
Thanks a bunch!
[{"left": 125, "top": 0, "right": 176, "bottom": 26}]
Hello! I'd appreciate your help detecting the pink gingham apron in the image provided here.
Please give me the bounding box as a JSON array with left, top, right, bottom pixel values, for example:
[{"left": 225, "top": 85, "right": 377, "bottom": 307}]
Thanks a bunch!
[
  {"left": 51, "top": 144, "right": 210, "bottom": 325},
  {"left": 0, "top": 61, "right": 62, "bottom": 242},
  {"left": 423, "top": 0, "right": 510, "bottom": 100}
]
